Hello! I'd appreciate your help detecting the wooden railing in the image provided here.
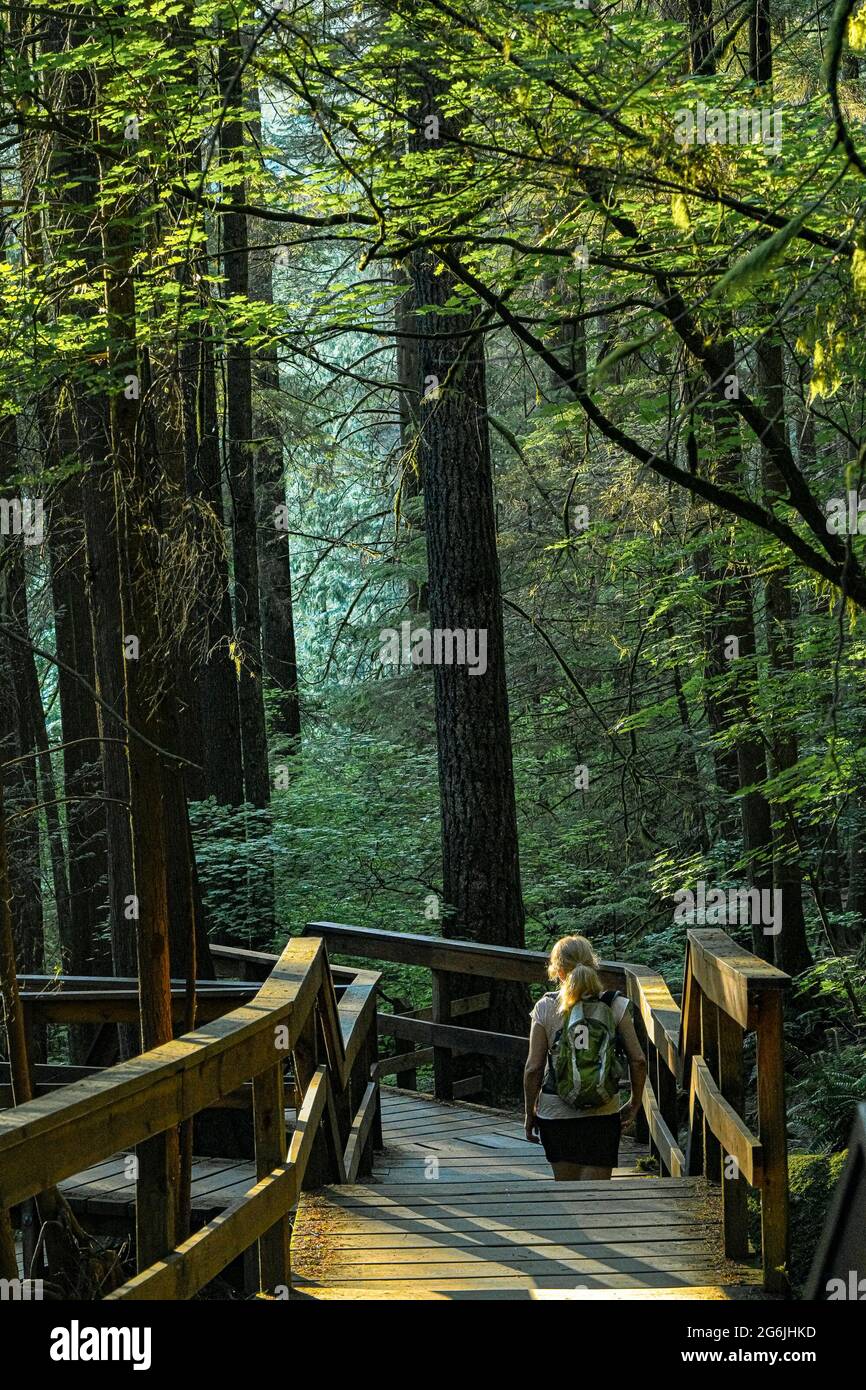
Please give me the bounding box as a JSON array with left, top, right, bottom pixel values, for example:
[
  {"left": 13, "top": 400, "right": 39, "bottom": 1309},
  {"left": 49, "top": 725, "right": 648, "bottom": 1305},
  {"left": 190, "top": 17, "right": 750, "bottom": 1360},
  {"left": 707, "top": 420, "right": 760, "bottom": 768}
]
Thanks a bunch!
[
  {"left": 804, "top": 1103, "right": 866, "bottom": 1300},
  {"left": 301, "top": 920, "right": 791, "bottom": 1293},
  {"left": 0, "top": 937, "right": 381, "bottom": 1300},
  {"left": 302, "top": 922, "right": 630, "bottom": 1101},
  {"left": 3, "top": 923, "right": 793, "bottom": 1295}
]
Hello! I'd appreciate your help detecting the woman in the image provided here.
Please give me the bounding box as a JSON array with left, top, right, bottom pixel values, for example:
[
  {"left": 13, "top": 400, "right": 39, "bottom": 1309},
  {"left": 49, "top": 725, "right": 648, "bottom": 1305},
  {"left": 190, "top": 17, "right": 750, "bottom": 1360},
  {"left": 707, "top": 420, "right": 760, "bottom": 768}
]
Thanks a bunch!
[{"left": 524, "top": 935, "right": 647, "bottom": 1180}]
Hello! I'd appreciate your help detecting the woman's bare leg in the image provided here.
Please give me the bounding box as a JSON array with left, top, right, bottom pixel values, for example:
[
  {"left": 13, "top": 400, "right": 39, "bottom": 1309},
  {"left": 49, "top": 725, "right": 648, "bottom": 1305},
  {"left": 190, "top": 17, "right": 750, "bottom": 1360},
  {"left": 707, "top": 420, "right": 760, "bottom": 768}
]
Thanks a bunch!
[
  {"left": 551, "top": 1162, "right": 582, "bottom": 1181},
  {"left": 550, "top": 1162, "right": 612, "bottom": 1181}
]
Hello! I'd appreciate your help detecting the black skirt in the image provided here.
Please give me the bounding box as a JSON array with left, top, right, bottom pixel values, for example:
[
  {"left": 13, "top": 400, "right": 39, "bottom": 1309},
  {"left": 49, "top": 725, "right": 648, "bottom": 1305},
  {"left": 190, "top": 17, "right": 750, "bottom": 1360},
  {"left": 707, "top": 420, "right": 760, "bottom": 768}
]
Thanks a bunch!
[{"left": 536, "top": 1113, "right": 620, "bottom": 1166}]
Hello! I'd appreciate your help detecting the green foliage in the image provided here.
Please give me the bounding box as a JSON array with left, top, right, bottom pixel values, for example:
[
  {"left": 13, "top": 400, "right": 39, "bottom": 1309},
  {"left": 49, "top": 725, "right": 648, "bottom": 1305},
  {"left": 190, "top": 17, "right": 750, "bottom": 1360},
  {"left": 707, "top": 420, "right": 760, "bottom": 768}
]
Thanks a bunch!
[
  {"left": 788, "top": 1046, "right": 866, "bottom": 1151},
  {"left": 749, "top": 1151, "right": 849, "bottom": 1295}
]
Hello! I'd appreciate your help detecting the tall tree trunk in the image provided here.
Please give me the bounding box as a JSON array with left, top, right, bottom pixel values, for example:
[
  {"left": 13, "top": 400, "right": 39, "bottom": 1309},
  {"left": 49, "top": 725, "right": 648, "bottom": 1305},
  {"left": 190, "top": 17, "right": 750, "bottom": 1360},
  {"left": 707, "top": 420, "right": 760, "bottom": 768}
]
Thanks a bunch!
[
  {"left": 0, "top": 573, "right": 44, "bottom": 979},
  {"left": 187, "top": 318, "right": 245, "bottom": 805},
  {"left": 746, "top": 0, "right": 811, "bottom": 973},
  {"left": 394, "top": 262, "right": 428, "bottom": 614},
  {"left": 47, "top": 481, "right": 110, "bottom": 975},
  {"left": 688, "top": 0, "right": 715, "bottom": 73},
  {"left": 249, "top": 211, "right": 302, "bottom": 748},
  {"left": 757, "top": 341, "right": 812, "bottom": 974},
  {"left": 410, "top": 241, "right": 527, "bottom": 1104},
  {"left": 703, "top": 322, "right": 775, "bottom": 954},
  {"left": 219, "top": 37, "right": 271, "bottom": 808},
  {"left": 219, "top": 32, "right": 275, "bottom": 944}
]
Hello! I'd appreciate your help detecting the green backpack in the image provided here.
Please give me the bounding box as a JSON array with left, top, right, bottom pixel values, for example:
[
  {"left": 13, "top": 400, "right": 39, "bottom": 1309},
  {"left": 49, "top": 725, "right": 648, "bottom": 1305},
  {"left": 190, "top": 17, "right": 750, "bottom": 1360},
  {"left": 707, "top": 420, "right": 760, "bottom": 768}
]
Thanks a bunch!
[{"left": 547, "top": 990, "right": 626, "bottom": 1109}]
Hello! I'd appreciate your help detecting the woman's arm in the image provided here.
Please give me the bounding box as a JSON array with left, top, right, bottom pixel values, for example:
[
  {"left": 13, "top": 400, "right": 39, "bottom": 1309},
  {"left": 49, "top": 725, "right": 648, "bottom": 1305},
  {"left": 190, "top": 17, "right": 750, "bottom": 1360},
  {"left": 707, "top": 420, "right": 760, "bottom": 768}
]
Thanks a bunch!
[
  {"left": 616, "top": 1010, "right": 648, "bottom": 1131},
  {"left": 523, "top": 1020, "right": 549, "bottom": 1142}
]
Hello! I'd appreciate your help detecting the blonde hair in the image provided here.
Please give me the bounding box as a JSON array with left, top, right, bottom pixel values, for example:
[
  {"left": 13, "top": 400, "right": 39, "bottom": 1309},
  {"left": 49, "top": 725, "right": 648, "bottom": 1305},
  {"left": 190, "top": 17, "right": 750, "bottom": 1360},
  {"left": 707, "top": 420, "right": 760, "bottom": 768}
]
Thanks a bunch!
[{"left": 548, "top": 935, "right": 602, "bottom": 1014}]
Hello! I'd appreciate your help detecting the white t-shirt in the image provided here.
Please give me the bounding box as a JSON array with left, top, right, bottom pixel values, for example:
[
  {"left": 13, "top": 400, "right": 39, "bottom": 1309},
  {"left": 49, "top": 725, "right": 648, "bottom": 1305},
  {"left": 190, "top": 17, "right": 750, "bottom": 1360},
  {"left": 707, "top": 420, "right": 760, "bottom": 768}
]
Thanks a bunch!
[{"left": 530, "top": 990, "right": 630, "bottom": 1121}]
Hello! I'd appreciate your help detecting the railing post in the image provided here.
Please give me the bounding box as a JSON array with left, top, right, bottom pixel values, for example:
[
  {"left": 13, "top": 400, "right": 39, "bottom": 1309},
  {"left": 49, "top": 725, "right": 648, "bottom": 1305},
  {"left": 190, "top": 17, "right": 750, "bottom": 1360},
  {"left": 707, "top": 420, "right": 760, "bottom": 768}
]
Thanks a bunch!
[
  {"left": 700, "top": 992, "right": 721, "bottom": 1182},
  {"left": 628, "top": 1002, "right": 649, "bottom": 1144},
  {"left": 366, "top": 1017, "right": 383, "bottom": 1153},
  {"left": 646, "top": 1039, "right": 660, "bottom": 1165},
  {"left": 717, "top": 1010, "right": 750, "bottom": 1259},
  {"left": 656, "top": 1058, "right": 678, "bottom": 1175},
  {"left": 294, "top": 1009, "right": 334, "bottom": 1189},
  {"left": 394, "top": 997, "right": 417, "bottom": 1090},
  {"left": 253, "top": 1058, "right": 291, "bottom": 1295},
  {"left": 756, "top": 989, "right": 789, "bottom": 1294},
  {"left": 136, "top": 1134, "right": 178, "bottom": 1270},
  {"left": 431, "top": 969, "right": 453, "bottom": 1102}
]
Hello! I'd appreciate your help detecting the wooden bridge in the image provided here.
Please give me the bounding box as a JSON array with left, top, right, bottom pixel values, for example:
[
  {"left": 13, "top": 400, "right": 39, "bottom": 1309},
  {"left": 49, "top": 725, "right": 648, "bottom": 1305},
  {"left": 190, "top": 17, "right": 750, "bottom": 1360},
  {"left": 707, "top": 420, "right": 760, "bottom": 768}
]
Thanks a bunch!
[{"left": 0, "top": 923, "right": 857, "bottom": 1300}]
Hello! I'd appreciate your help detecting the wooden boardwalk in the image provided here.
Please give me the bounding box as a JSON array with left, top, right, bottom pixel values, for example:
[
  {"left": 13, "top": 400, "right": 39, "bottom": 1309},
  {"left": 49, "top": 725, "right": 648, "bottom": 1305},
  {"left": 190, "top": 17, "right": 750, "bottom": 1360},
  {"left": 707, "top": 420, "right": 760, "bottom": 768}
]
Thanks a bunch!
[
  {"left": 2, "top": 929, "right": 795, "bottom": 1300},
  {"left": 59, "top": 1155, "right": 258, "bottom": 1222},
  {"left": 292, "top": 1088, "right": 761, "bottom": 1299}
]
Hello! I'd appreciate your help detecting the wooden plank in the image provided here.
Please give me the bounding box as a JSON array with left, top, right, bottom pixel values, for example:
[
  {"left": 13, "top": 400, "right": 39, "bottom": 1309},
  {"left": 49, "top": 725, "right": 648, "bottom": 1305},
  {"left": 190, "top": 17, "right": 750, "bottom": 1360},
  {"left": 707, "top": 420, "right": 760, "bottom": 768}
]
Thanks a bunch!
[
  {"left": 209, "top": 944, "right": 279, "bottom": 980},
  {"left": 376, "top": 1168, "right": 552, "bottom": 1184},
  {"left": 717, "top": 1009, "right": 750, "bottom": 1260},
  {"left": 320, "top": 1217, "right": 712, "bottom": 1241},
  {"left": 378, "top": 994, "right": 490, "bottom": 1029},
  {"left": 755, "top": 990, "right": 789, "bottom": 1295},
  {"left": 678, "top": 941, "right": 702, "bottom": 1092},
  {"left": 327, "top": 1184, "right": 699, "bottom": 1206},
  {"left": 376, "top": 1012, "right": 528, "bottom": 1060},
  {"left": 136, "top": 1133, "right": 177, "bottom": 1271},
  {"left": 529, "top": 1286, "right": 763, "bottom": 1301},
  {"left": 378, "top": 1113, "right": 516, "bottom": 1136},
  {"left": 330, "top": 1173, "right": 698, "bottom": 1193},
  {"left": 289, "top": 1066, "right": 343, "bottom": 1186},
  {"left": 313, "top": 1253, "right": 735, "bottom": 1278},
  {"left": 333, "top": 1239, "right": 714, "bottom": 1265},
  {"left": 700, "top": 992, "right": 721, "bottom": 1182},
  {"left": 253, "top": 1062, "right": 291, "bottom": 1294},
  {"left": 372, "top": 1048, "right": 434, "bottom": 1080},
  {"left": 300, "top": 1274, "right": 744, "bottom": 1295},
  {"left": 343, "top": 1083, "right": 379, "bottom": 1182},
  {"left": 335, "top": 978, "right": 379, "bottom": 1074},
  {"left": 304, "top": 923, "right": 628, "bottom": 991},
  {"left": 430, "top": 970, "right": 453, "bottom": 1102},
  {"left": 413, "top": 1132, "right": 526, "bottom": 1152},
  {"left": 687, "top": 929, "right": 788, "bottom": 1031},
  {"left": 640, "top": 1078, "right": 685, "bottom": 1177},
  {"left": 380, "top": 1150, "right": 551, "bottom": 1164},
  {"left": 315, "top": 1273, "right": 739, "bottom": 1295},
  {"left": 624, "top": 968, "right": 681, "bottom": 1077},
  {"left": 0, "top": 937, "right": 325, "bottom": 1207},
  {"left": 17, "top": 973, "right": 248, "bottom": 993},
  {"left": 452, "top": 1075, "right": 483, "bottom": 1100},
  {"left": 60, "top": 1156, "right": 247, "bottom": 1195},
  {"left": 22, "top": 987, "right": 255, "bottom": 1026},
  {"left": 190, "top": 1160, "right": 257, "bottom": 1196},
  {"left": 107, "top": 1159, "right": 300, "bottom": 1300},
  {"left": 691, "top": 1058, "right": 762, "bottom": 1187}
]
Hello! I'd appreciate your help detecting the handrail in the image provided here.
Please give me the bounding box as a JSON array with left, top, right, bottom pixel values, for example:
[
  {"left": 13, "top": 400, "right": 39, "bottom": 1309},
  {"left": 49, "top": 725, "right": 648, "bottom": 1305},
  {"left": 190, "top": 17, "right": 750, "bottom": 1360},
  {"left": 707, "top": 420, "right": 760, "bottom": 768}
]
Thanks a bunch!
[
  {"left": 302, "top": 920, "right": 791, "bottom": 1293},
  {"left": 0, "top": 937, "right": 381, "bottom": 1299},
  {"left": 681, "top": 932, "right": 790, "bottom": 1294},
  {"left": 3, "top": 924, "right": 792, "bottom": 1296}
]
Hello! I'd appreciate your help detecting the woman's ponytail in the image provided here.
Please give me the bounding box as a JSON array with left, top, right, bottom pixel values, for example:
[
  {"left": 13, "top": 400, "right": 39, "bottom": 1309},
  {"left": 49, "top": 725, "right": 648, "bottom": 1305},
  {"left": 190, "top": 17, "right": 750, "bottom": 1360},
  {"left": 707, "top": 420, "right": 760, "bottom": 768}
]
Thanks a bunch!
[{"left": 547, "top": 936, "right": 602, "bottom": 1014}]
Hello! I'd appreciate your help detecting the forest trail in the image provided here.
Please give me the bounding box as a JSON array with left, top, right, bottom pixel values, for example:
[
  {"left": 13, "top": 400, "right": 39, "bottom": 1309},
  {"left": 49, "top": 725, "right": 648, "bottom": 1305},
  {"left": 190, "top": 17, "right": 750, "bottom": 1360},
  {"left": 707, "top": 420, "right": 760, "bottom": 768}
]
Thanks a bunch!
[{"left": 291, "top": 1087, "right": 763, "bottom": 1300}]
